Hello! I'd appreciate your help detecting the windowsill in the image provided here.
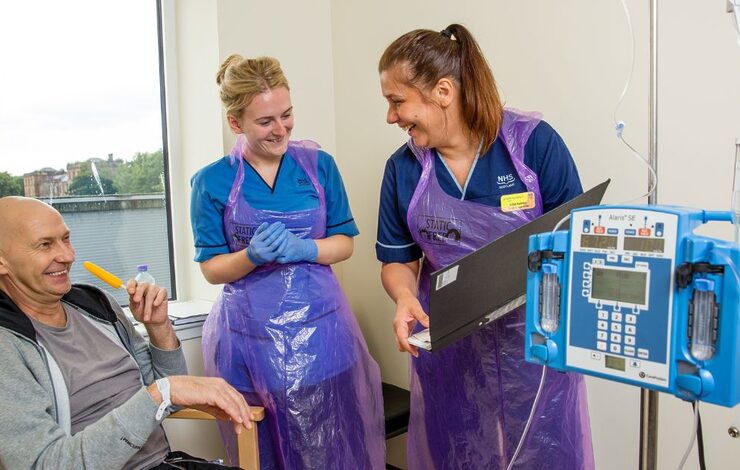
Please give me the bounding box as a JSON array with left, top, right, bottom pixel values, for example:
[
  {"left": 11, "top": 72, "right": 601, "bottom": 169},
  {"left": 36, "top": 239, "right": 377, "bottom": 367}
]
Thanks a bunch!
[{"left": 128, "top": 299, "right": 213, "bottom": 341}]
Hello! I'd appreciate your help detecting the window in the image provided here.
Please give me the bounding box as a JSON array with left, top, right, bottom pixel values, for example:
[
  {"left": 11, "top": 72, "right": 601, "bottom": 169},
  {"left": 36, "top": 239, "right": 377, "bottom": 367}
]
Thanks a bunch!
[{"left": 0, "top": 0, "right": 175, "bottom": 304}]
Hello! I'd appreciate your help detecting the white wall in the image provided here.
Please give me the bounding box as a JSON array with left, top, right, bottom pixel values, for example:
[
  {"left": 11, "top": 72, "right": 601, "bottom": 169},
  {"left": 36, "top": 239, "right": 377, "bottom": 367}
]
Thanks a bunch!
[
  {"left": 165, "top": 0, "right": 223, "bottom": 303},
  {"left": 167, "top": 1, "right": 740, "bottom": 468}
]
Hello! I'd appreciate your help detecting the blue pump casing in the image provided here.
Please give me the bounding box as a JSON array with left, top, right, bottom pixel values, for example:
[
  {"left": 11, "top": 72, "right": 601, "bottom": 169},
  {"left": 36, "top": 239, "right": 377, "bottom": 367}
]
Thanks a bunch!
[{"left": 525, "top": 205, "right": 740, "bottom": 406}]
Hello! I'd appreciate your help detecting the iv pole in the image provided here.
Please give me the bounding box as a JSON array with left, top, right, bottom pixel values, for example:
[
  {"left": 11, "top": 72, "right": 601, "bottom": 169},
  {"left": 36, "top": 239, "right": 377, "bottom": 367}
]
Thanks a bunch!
[{"left": 639, "top": 0, "right": 659, "bottom": 468}]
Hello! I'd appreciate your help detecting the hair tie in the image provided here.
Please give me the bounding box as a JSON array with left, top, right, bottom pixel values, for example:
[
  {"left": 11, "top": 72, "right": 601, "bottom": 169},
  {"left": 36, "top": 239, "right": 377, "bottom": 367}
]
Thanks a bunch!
[{"left": 440, "top": 29, "right": 453, "bottom": 40}]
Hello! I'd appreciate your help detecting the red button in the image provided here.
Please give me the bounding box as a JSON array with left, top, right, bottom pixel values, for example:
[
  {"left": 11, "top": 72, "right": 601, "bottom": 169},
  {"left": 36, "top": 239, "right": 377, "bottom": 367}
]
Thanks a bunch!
[
  {"left": 638, "top": 228, "right": 651, "bottom": 236},
  {"left": 594, "top": 226, "right": 605, "bottom": 234}
]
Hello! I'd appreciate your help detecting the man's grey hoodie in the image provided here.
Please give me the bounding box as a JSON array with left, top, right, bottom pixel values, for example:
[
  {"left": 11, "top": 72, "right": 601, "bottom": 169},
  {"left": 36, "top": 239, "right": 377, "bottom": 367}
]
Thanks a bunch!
[{"left": 0, "top": 284, "right": 186, "bottom": 469}]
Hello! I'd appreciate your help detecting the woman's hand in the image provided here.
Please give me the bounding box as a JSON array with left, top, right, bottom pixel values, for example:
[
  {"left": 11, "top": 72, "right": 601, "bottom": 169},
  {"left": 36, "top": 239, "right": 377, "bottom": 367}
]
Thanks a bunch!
[
  {"left": 246, "top": 222, "right": 288, "bottom": 266},
  {"left": 275, "top": 230, "right": 318, "bottom": 264},
  {"left": 381, "top": 261, "right": 425, "bottom": 357},
  {"left": 393, "top": 292, "right": 429, "bottom": 357}
]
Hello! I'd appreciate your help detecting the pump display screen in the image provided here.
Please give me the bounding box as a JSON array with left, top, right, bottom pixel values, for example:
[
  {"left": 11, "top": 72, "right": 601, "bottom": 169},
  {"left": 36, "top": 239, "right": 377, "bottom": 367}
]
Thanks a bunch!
[
  {"left": 591, "top": 267, "right": 647, "bottom": 305},
  {"left": 605, "top": 355, "right": 626, "bottom": 371},
  {"left": 624, "top": 236, "right": 665, "bottom": 253},
  {"left": 580, "top": 234, "right": 618, "bottom": 249}
]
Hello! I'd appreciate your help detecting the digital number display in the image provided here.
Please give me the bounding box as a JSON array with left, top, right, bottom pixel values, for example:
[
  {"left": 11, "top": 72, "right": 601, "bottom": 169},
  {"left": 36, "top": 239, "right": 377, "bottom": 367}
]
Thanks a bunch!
[
  {"left": 591, "top": 267, "right": 647, "bottom": 305},
  {"left": 605, "top": 354, "right": 626, "bottom": 371},
  {"left": 580, "top": 234, "right": 618, "bottom": 249},
  {"left": 624, "top": 236, "right": 665, "bottom": 253}
]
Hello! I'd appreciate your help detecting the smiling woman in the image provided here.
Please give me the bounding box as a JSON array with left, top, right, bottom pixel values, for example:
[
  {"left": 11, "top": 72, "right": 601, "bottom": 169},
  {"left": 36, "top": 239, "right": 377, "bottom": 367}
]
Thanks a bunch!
[
  {"left": 189, "top": 54, "right": 386, "bottom": 469},
  {"left": 0, "top": 0, "right": 175, "bottom": 304},
  {"left": 375, "top": 23, "right": 593, "bottom": 470}
]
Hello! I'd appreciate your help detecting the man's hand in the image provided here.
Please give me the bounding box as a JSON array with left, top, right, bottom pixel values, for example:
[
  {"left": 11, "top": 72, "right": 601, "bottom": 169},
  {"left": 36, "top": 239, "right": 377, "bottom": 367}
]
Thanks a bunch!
[
  {"left": 148, "top": 376, "right": 253, "bottom": 433},
  {"left": 393, "top": 293, "right": 429, "bottom": 358},
  {"left": 126, "top": 280, "right": 177, "bottom": 350},
  {"left": 126, "top": 279, "right": 168, "bottom": 325}
]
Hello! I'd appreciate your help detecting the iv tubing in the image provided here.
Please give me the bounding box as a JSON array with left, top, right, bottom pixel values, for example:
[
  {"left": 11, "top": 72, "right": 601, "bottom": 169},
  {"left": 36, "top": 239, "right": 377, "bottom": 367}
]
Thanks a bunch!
[
  {"left": 614, "top": 0, "right": 659, "bottom": 204},
  {"left": 676, "top": 401, "right": 699, "bottom": 470},
  {"left": 506, "top": 366, "right": 547, "bottom": 470},
  {"left": 731, "top": 1, "right": 740, "bottom": 49},
  {"left": 717, "top": 251, "right": 740, "bottom": 290},
  {"left": 614, "top": 0, "right": 636, "bottom": 126},
  {"left": 732, "top": 140, "right": 740, "bottom": 243},
  {"left": 551, "top": 214, "right": 571, "bottom": 237}
]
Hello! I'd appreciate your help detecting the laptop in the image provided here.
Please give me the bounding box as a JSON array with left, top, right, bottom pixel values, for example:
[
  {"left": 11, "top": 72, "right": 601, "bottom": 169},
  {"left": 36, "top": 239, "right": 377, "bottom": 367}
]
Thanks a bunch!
[{"left": 408, "top": 180, "right": 610, "bottom": 352}]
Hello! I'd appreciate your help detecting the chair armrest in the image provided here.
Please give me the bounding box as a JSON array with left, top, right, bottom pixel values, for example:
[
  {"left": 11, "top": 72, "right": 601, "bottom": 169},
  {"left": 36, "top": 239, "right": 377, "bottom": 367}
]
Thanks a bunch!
[
  {"left": 169, "top": 406, "right": 265, "bottom": 422},
  {"left": 167, "top": 406, "right": 265, "bottom": 469}
]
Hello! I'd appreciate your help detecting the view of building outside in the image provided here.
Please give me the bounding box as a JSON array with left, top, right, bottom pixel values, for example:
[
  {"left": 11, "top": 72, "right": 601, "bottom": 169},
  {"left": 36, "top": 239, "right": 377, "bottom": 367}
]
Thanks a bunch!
[
  {"left": 16, "top": 151, "right": 165, "bottom": 199},
  {"left": 0, "top": 1, "right": 174, "bottom": 303},
  {"left": 59, "top": 196, "right": 172, "bottom": 305}
]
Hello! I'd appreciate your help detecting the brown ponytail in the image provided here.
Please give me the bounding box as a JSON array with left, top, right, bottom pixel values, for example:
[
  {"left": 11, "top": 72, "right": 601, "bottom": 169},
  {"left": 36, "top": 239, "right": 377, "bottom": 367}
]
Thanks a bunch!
[{"left": 379, "top": 24, "right": 503, "bottom": 153}]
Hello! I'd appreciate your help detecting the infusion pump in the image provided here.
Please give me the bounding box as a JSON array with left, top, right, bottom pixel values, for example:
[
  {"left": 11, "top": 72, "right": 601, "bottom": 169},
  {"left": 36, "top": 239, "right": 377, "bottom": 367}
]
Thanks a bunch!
[{"left": 525, "top": 205, "right": 740, "bottom": 406}]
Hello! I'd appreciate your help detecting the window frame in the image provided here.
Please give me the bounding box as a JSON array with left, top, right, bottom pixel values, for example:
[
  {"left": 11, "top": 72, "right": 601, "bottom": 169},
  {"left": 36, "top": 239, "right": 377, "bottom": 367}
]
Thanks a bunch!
[{"left": 156, "top": 0, "right": 178, "bottom": 300}]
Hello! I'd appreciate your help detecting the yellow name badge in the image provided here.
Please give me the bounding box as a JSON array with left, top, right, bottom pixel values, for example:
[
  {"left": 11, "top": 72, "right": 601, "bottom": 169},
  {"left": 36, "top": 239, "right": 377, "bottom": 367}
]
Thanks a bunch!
[{"left": 500, "top": 191, "right": 536, "bottom": 212}]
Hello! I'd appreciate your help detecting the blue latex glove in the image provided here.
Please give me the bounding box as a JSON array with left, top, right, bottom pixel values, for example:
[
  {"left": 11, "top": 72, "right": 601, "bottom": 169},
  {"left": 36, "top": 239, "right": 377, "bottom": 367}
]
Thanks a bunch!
[
  {"left": 246, "top": 222, "right": 288, "bottom": 266},
  {"left": 275, "top": 229, "right": 318, "bottom": 264}
]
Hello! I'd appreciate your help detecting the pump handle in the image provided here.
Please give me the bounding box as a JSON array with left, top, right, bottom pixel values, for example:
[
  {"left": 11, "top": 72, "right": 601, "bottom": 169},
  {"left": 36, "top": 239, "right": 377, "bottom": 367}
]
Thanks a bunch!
[{"left": 702, "top": 210, "right": 735, "bottom": 224}]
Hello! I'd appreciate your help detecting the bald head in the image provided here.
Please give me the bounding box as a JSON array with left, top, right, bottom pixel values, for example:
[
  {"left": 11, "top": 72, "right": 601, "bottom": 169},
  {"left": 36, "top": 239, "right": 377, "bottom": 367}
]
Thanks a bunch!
[
  {"left": 0, "top": 196, "right": 75, "bottom": 308},
  {"left": 0, "top": 197, "right": 64, "bottom": 254}
]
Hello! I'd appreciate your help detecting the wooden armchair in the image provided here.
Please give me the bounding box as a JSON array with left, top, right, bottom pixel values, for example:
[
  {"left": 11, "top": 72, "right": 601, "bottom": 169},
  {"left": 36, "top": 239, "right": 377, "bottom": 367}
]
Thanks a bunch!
[
  {"left": 168, "top": 383, "right": 409, "bottom": 470},
  {"left": 168, "top": 406, "right": 265, "bottom": 470}
]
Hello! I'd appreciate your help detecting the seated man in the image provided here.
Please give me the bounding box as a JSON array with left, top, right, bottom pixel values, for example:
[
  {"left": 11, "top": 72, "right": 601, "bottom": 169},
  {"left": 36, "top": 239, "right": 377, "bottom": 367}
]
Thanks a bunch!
[{"left": 0, "top": 196, "right": 251, "bottom": 470}]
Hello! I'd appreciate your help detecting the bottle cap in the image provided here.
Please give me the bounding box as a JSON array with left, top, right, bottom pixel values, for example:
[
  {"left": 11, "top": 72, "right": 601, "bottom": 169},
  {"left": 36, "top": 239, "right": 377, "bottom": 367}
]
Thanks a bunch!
[{"left": 137, "top": 264, "right": 148, "bottom": 272}]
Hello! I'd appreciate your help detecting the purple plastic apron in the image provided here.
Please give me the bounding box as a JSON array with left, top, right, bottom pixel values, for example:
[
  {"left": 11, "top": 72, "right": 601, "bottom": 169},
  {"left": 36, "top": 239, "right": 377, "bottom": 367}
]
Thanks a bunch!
[
  {"left": 201, "top": 138, "right": 384, "bottom": 469},
  {"left": 406, "top": 109, "right": 594, "bottom": 469}
]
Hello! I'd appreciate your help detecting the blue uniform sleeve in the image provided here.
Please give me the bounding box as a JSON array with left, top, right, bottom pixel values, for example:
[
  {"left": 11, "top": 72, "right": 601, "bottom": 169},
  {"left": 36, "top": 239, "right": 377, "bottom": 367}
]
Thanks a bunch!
[
  {"left": 318, "top": 151, "right": 359, "bottom": 238},
  {"left": 190, "top": 167, "right": 230, "bottom": 263},
  {"left": 525, "top": 121, "right": 583, "bottom": 212},
  {"left": 376, "top": 156, "right": 423, "bottom": 263}
]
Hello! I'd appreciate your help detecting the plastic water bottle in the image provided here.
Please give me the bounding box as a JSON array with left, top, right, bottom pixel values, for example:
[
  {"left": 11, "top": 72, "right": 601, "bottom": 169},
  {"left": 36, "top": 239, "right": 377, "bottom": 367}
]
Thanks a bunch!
[{"left": 135, "top": 264, "right": 156, "bottom": 285}]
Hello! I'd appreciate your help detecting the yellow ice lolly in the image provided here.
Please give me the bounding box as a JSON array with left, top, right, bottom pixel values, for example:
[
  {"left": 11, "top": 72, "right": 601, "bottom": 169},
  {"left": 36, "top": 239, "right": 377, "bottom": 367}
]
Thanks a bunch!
[{"left": 83, "top": 261, "right": 125, "bottom": 290}]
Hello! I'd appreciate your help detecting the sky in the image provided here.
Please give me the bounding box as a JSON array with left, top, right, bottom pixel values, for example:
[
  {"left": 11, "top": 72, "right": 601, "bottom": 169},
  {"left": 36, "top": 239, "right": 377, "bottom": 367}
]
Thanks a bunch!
[{"left": 0, "top": 1, "right": 163, "bottom": 176}]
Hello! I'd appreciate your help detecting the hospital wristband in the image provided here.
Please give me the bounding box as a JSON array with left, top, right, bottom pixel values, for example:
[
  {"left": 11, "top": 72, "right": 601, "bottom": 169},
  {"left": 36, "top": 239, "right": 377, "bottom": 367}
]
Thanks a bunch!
[{"left": 154, "top": 378, "right": 172, "bottom": 421}]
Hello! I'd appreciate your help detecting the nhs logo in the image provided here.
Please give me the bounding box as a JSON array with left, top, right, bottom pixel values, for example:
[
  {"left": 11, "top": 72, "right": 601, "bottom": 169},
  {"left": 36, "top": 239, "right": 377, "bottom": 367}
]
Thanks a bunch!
[{"left": 497, "top": 173, "right": 516, "bottom": 189}]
